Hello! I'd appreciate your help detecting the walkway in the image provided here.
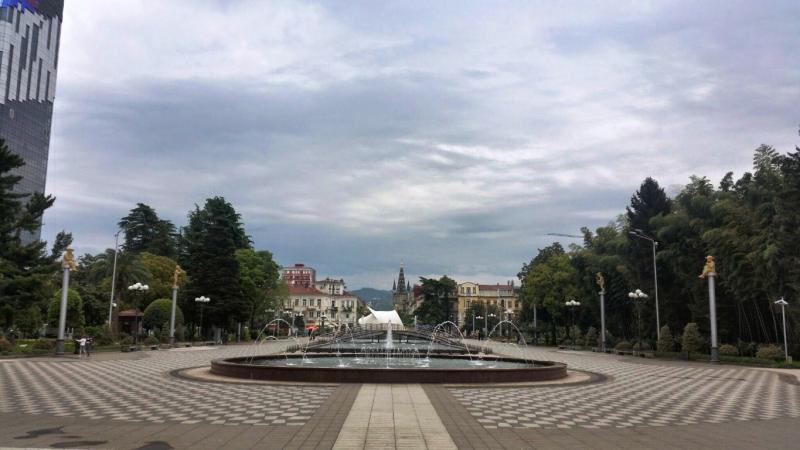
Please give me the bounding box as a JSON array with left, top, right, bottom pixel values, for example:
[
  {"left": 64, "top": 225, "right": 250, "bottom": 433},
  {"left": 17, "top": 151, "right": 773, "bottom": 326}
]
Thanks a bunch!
[{"left": 0, "top": 341, "right": 799, "bottom": 449}]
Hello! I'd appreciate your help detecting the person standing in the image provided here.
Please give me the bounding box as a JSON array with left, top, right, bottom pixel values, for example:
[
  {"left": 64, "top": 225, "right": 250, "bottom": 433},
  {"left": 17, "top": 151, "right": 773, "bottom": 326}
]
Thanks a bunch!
[{"left": 78, "top": 336, "right": 88, "bottom": 359}]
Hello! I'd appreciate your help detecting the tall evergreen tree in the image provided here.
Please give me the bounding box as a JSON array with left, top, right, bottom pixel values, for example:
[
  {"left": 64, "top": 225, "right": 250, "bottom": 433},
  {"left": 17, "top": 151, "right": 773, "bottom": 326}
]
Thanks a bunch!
[
  {"left": 0, "top": 139, "right": 58, "bottom": 329},
  {"left": 118, "top": 203, "right": 178, "bottom": 258},
  {"left": 183, "top": 197, "right": 251, "bottom": 335}
]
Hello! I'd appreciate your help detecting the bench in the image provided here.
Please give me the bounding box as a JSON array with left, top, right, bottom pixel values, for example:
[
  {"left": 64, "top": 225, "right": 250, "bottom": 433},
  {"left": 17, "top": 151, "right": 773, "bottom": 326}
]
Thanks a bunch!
[
  {"left": 149, "top": 345, "right": 159, "bottom": 351},
  {"left": 615, "top": 350, "right": 634, "bottom": 356}
]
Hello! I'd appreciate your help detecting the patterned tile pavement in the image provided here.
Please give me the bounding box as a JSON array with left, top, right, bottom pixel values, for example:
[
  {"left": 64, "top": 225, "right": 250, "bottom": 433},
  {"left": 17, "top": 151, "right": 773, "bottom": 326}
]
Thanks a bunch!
[
  {"left": 450, "top": 342, "right": 800, "bottom": 430},
  {"left": 0, "top": 342, "right": 335, "bottom": 427}
]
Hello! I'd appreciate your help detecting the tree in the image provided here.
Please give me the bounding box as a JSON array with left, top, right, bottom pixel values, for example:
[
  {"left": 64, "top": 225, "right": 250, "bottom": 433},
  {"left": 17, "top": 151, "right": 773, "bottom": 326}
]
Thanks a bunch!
[
  {"left": 681, "top": 322, "right": 703, "bottom": 359},
  {"left": 47, "top": 289, "right": 85, "bottom": 332},
  {"left": 235, "top": 248, "right": 280, "bottom": 330},
  {"left": 415, "top": 276, "right": 457, "bottom": 325},
  {"left": 140, "top": 252, "right": 184, "bottom": 305},
  {"left": 183, "top": 197, "right": 250, "bottom": 332},
  {"left": 585, "top": 326, "right": 598, "bottom": 348},
  {"left": 521, "top": 252, "right": 578, "bottom": 345},
  {"left": 0, "top": 139, "right": 58, "bottom": 330},
  {"left": 118, "top": 203, "right": 178, "bottom": 258}
]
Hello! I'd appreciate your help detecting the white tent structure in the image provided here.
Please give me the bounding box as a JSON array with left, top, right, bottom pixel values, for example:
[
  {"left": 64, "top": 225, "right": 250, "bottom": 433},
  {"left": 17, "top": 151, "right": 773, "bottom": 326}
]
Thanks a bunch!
[{"left": 358, "top": 308, "right": 404, "bottom": 329}]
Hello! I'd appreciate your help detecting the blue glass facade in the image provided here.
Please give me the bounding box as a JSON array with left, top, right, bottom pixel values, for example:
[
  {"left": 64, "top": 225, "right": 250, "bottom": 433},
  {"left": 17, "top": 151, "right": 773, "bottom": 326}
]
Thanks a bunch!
[{"left": 0, "top": 0, "right": 63, "bottom": 241}]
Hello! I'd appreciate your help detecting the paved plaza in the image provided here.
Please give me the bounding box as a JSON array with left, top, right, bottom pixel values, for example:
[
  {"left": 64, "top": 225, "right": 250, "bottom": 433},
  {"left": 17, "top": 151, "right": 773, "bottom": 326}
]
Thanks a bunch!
[{"left": 1, "top": 340, "right": 799, "bottom": 449}]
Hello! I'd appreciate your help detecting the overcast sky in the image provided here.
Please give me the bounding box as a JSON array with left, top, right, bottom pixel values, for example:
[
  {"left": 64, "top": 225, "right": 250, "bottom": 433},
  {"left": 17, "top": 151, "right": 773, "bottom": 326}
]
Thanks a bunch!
[{"left": 41, "top": 0, "right": 799, "bottom": 289}]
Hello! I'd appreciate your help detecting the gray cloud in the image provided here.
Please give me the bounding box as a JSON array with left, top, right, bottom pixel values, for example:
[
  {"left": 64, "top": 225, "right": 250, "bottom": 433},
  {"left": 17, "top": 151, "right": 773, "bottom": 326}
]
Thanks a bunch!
[{"left": 41, "top": 0, "right": 800, "bottom": 289}]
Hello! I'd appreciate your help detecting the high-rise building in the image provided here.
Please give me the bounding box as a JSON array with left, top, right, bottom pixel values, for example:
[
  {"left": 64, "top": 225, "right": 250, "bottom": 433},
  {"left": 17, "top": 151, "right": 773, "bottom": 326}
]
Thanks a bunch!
[
  {"left": 0, "top": 0, "right": 64, "bottom": 241},
  {"left": 280, "top": 263, "right": 316, "bottom": 288}
]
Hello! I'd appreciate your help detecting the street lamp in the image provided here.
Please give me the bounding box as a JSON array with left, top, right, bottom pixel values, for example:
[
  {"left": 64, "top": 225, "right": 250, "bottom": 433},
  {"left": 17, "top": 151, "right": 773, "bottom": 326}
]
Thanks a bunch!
[
  {"left": 194, "top": 296, "right": 210, "bottom": 340},
  {"left": 565, "top": 299, "right": 581, "bottom": 348},
  {"left": 475, "top": 315, "right": 483, "bottom": 339},
  {"left": 320, "top": 314, "right": 328, "bottom": 336},
  {"left": 775, "top": 298, "right": 790, "bottom": 362},
  {"left": 628, "top": 289, "right": 648, "bottom": 348},
  {"left": 487, "top": 313, "right": 497, "bottom": 339},
  {"left": 629, "top": 229, "right": 661, "bottom": 340},
  {"left": 107, "top": 229, "right": 122, "bottom": 327},
  {"left": 128, "top": 282, "right": 149, "bottom": 345}
]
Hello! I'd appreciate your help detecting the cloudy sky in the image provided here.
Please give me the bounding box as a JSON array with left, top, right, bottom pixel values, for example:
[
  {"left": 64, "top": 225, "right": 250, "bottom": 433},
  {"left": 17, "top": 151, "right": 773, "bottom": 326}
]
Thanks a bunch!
[{"left": 42, "top": 0, "right": 799, "bottom": 289}]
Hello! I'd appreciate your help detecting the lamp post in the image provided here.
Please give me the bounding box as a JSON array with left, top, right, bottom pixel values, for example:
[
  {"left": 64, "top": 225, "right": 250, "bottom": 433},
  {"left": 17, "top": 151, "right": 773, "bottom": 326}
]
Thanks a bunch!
[
  {"left": 128, "top": 282, "right": 149, "bottom": 345},
  {"left": 565, "top": 299, "right": 581, "bottom": 349},
  {"left": 321, "top": 314, "right": 327, "bottom": 336},
  {"left": 194, "top": 296, "right": 210, "bottom": 340},
  {"left": 629, "top": 229, "right": 660, "bottom": 340},
  {"left": 56, "top": 247, "right": 77, "bottom": 355},
  {"left": 628, "top": 289, "right": 648, "bottom": 349},
  {"left": 775, "top": 298, "right": 790, "bottom": 363},
  {"left": 107, "top": 230, "right": 122, "bottom": 327},
  {"left": 487, "top": 313, "right": 496, "bottom": 339},
  {"left": 475, "top": 315, "right": 483, "bottom": 339}
]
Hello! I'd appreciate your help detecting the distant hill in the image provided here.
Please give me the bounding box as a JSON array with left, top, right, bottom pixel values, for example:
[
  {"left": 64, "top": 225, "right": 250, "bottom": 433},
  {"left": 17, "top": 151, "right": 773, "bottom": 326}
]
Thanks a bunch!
[{"left": 350, "top": 288, "right": 394, "bottom": 310}]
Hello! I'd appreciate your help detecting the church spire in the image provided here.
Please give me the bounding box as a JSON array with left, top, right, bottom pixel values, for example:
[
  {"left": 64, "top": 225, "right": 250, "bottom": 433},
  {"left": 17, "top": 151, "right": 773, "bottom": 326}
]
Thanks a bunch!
[{"left": 397, "top": 262, "right": 407, "bottom": 294}]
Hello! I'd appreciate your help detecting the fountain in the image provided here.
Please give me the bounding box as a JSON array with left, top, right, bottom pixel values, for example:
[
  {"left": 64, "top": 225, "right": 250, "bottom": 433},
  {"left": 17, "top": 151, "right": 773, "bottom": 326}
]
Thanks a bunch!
[{"left": 212, "top": 321, "right": 567, "bottom": 384}]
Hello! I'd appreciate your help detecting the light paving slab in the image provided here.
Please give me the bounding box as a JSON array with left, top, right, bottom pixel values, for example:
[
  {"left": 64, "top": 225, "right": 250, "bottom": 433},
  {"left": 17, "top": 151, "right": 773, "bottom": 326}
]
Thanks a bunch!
[{"left": 333, "top": 384, "right": 457, "bottom": 450}]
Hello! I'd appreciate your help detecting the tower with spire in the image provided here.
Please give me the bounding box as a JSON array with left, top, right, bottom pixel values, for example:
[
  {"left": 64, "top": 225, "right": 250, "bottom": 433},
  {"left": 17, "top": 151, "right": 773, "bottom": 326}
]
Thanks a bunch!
[{"left": 392, "top": 262, "right": 411, "bottom": 312}]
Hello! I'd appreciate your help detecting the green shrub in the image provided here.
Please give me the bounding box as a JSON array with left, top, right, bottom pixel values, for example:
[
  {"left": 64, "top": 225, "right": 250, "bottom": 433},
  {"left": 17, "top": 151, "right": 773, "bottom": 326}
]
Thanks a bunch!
[
  {"left": 32, "top": 339, "right": 54, "bottom": 351},
  {"left": 756, "top": 344, "right": 784, "bottom": 360},
  {"left": 633, "top": 341, "right": 651, "bottom": 351},
  {"left": 615, "top": 340, "right": 632, "bottom": 351},
  {"left": 657, "top": 325, "right": 674, "bottom": 352},
  {"left": 0, "top": 337, "right": 12, "bottom": 352},
  {"left": 120, "top": 336, "right": 134, "bottom": 346},
  {"left": 719, "top": 344, "right": 738, "bottom": 356},
  {"left": 143, "top": 336, "right": 159, "bottom": 346},
  {"left": 585, "top": 327, "right": 598, "bottom": 347},
  {"left": 681, "top": 323, "right": 703, "bottom": 357},
  {"left": 47, "top": 289, "right": 85, "bottom": 331},
  {"left": 143, "top": 299, "right": 183, "bottom": 331},
  {"left": 737, "top": 340, "right": 757, "bottom": 357}
]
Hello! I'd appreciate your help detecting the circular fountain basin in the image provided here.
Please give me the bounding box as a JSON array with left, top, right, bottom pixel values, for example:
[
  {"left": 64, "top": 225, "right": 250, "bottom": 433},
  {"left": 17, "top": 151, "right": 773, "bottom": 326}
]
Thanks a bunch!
[{"left": 211, "top": 353, "right": 567, "bottom": 384}]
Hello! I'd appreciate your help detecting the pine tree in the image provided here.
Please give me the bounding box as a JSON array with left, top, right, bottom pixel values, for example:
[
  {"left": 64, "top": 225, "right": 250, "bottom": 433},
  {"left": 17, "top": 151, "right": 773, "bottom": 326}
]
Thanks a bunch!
[
  {"left": 118, "top": 203, "right": 178, "bottom": 258},
  {"left": 681, "top": 323, "right": 703, "bottom": 359},
  {"left": 0, "top": 139, "right": 58, "bottom": 329},
  {"left": 657, "top": 325, "right": 674, "bottom": 352}
]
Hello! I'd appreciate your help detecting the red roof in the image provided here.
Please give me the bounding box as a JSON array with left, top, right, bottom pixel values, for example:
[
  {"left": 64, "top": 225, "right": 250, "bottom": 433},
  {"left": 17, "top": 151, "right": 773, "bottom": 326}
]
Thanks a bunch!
[{"left": 288, "top": 285, "right": 325, "bottom": 295}]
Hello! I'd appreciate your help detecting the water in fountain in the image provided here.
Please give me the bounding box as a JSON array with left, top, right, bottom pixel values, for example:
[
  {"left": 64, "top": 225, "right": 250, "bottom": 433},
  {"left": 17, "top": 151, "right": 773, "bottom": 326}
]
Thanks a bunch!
[
  {"left": 487, "top": 320, "right": 532, "bottom": 365},
  {"left": 426, "top": 321, "right": 473, "bottom": 361},
  {"left": 385, "top": 321, "right": 394, "bottom": 350},
  {"left": 247, "top": 318, "right": 297, "bottom": 363}
]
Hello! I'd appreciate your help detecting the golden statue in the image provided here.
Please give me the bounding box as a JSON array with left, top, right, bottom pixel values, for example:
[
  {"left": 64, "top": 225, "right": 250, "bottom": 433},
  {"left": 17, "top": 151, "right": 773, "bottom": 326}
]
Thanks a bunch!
[
  {"left": 699, "top": 255, "right": 716, "bottom": 278},
  {"left": 595, "top": 272, "right": 605, "bottom": 292},
  {"left": 172, "top": 265, "right": 185, "bottom": 289},
  {"left": 62, "top": 246, "right": 77, "bottom": 271}
]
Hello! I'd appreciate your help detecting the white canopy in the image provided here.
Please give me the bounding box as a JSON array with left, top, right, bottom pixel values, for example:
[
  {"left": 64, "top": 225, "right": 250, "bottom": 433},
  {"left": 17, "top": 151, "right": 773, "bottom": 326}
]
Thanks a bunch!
[{"left": 358, "top": 308, "right": 404, "bottom": 329}]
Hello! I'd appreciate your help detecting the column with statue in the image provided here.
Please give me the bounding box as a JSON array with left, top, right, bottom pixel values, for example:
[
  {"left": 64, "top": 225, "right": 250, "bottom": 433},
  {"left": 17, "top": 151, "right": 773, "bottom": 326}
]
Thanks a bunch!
[
  {"left": 169, "top": 265, "right": 185, "bottom": 347},
  {"left": 699, "top": 256, "right": 719, "bottom": 363},
  {"left": 56, "top": 247, "right": 77, "bottom": 355},
  {"left": 596, "top": 272, "right": 606, "bottom": 353}
]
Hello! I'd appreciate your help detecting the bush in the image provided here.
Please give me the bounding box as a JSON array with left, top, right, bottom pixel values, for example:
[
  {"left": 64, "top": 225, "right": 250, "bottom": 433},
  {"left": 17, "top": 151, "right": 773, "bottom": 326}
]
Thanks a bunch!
[
  {"left": 681, "top": 323, "right": 703, "bottom": 357},
  {"left": 756, "top": 344, "right": 784, "bottom": 360},
  {"left": 615, "top": 340, "right": 632, "bottom": 351},
  {"left": 633, "top": 341, "right": 651, "bottom": 351},
  {"left": 585, "top": 327, "right": 598, "bottom": 347},
  {"left": 657, "top": 325, "right": 674, "bottom": 352},
  {"left": 719, "top": 344, "right": 738, "bottom": 356},
  {"left": 120, "top": 336, "right": 134, "bottom": 346},
  {"left": 143, "top": 299, "right": 183, "bottom": 331},
  {"left": 143, "top": 336, "right": 159, "bottom": 346},
  {"left": 0, "top": 337, "right": 12, "bottom": 352},
  {"left": 737, "top": 340, "right": 757, "bottom": 357},
  {"left": 32, "top": 339, "right": 54, "bottom": 351}
]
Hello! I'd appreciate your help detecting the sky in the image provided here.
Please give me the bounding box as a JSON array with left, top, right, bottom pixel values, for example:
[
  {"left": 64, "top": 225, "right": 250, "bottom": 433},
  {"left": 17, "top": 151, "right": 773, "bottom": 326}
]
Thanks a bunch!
[{"left": 41, "top": 0, "right": 800, "bottom": 289}]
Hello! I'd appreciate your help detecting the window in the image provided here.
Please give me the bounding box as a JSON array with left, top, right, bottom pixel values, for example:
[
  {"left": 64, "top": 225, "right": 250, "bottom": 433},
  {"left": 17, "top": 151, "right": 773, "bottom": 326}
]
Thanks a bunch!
[
  {"left": 294, "top": 299, "right": 298, "bottom": 306},
  {"left": 332, "top": 300, "right": 336, "bottom": 308},
  {"left": 302, "top": 299, "right": 307, "bottom": 307},
  {"left": 317, "top": 299, "right": 321, "bottom": 307}
]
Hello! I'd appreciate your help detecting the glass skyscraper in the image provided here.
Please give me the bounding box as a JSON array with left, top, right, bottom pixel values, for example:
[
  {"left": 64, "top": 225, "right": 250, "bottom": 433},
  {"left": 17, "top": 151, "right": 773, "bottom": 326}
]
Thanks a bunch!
[{"left": 0, "top": 0, "right": 64, "bottom": 241}]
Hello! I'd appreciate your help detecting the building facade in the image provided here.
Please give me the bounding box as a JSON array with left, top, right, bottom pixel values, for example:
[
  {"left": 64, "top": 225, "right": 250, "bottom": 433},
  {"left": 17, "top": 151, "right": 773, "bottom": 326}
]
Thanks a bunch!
[
  {"left": 279, "top": 263, "right": 362, "bottom": 329},
  {"left": 0, "top": 0, "right": 64, "bottom": 241},
  {"left": 280, "top": 263, "right": 316, "bottom": 288},
  {"left": 456, "top": 282, "right": 519, "bottom": 327}
]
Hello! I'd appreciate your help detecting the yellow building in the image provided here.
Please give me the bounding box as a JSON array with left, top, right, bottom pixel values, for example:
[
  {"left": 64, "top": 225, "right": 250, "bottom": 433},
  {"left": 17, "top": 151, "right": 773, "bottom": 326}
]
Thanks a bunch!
[{"left": 456, "top": 282, "right": 519, "bottom": 327}]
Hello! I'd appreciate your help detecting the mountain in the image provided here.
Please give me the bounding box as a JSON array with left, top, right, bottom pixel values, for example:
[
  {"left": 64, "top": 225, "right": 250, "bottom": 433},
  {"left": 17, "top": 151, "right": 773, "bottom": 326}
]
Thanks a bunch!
[{"left": 350, "top": 288, "right": 394, "bottom": 310}]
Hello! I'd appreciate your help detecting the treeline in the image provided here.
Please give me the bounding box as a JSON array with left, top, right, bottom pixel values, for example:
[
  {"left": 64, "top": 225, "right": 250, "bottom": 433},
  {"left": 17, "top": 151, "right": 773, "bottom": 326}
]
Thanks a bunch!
[
  {"left": 0, "top": 138, "right": 283, "bottom": 341},
  {"left": 519, "top": 141, "right": 800, "bottom": 356}
]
